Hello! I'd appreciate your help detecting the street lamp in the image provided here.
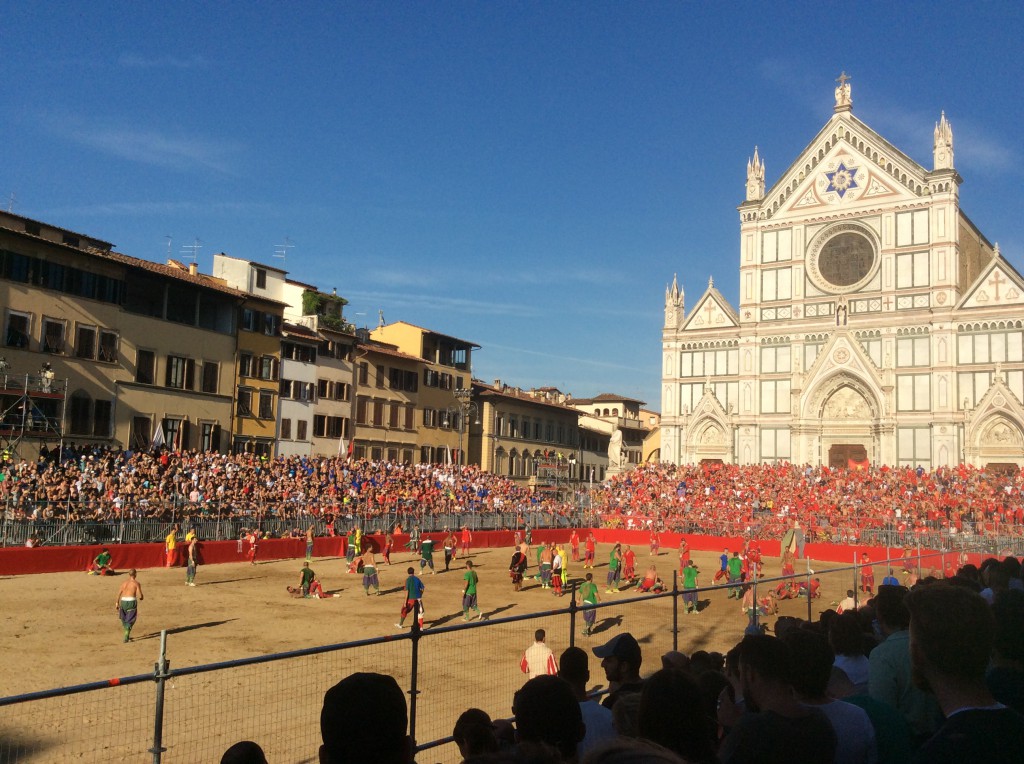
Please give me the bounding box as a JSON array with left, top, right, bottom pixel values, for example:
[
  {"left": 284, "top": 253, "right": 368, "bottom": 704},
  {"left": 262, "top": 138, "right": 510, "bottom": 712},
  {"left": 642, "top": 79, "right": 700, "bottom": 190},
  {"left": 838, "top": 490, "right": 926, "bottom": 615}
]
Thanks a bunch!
[{"left": 443, "top": 388, "right": 479, "bottom": 466}]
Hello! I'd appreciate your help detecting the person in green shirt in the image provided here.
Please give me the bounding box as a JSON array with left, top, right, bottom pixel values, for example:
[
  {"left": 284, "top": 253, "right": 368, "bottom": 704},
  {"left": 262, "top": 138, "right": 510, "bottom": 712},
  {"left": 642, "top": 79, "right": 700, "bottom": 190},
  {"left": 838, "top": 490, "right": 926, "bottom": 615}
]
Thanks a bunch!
[
  {"left": 88, "top": 548, "right": 113, "bottom": 575},
  {"left": 579, "top": 572, "right": 601, "bottom": 636},
  {"left": 299, "top": 562, "right": 316, "bottom": 596},
  {"left": 606, "top": 543, "right": 622, "bottom": 593},
  {"left": 462, "top": 560, "right": 483, "bottom": 621},
  {"left": 682, "top": 560, "right": 700, "bottom": 614},
  {"left": 727, "top": 551, "right": 744, "bottom": 598},
  {"left": 419, "top": 537, "right": 436, "bottom": 575}
]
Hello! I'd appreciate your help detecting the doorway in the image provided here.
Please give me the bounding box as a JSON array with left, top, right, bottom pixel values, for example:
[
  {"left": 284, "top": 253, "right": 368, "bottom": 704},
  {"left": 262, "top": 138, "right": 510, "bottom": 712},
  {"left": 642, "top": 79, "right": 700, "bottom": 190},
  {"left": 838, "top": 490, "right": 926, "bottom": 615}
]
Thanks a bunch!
[{"left": 828, "top": 443, "right": 867, "bottom": 469}]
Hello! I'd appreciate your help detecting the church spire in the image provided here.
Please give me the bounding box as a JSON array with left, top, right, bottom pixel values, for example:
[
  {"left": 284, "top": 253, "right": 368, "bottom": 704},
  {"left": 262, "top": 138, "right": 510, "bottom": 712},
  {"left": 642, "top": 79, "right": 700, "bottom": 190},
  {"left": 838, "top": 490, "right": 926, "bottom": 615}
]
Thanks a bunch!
[
  {"left": 664, "top": 273, "right": 684, "bottom": 330},
  {"left": 933, "top": 111, "right": 954, "bottom": 170},
  {"left": 745, "top": 146, "right": 765, "bottom": 202},
  {"left": 834, "top": 71, "right": 852, "bottom": 113}
]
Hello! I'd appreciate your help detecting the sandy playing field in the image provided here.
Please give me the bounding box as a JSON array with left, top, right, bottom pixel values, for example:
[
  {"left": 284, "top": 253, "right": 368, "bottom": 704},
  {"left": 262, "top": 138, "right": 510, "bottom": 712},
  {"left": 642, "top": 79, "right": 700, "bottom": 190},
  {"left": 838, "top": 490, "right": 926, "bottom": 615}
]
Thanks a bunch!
[{"left": 0, "top": 543, "right": 856, "bottom": 763}]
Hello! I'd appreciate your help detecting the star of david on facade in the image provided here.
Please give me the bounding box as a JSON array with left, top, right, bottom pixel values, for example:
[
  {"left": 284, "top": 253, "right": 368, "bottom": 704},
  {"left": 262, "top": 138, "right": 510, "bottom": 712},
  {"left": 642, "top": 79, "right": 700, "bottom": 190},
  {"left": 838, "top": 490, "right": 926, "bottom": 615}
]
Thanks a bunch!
[{"left": 825, "top": 162, "right": 858, "bottom": 198}]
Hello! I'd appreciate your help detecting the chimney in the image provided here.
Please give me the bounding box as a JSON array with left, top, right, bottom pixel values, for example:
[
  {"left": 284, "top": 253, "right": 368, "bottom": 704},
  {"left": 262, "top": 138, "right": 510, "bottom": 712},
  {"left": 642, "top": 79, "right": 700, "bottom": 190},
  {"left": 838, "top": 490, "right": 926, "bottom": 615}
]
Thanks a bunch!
[
  {"left": 189, "top": 262, "right": 198, "bottom": 276},
  {"left": 494, "top": 378, "right": 501, "bottom": 388}
]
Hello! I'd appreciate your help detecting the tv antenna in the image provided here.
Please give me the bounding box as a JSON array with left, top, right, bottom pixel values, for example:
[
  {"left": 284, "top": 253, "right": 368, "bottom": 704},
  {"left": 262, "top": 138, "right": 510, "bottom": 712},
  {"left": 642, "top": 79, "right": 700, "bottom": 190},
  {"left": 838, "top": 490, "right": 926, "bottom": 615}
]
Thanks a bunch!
[
  {"left": 165, "top": 235, "right": 173, "bottom": 260},
  {"left": 274, "top": 236, "right": 294, "bottom": 264},
  {"left": 180, "top": 237, "right": 202, "bottom": 264}
]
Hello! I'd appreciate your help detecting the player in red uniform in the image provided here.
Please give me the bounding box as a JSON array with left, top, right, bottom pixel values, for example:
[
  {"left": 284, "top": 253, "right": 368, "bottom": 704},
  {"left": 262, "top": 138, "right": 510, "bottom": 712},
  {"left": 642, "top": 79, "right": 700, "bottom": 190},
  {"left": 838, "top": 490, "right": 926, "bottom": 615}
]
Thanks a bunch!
[
  {"left": 678, "top": 537, "right": 691, "bottom": 577},
  {"left": 583, "top": 533, "right": 596, "bottom": 569},
  {"left": 622, "top": 545, "right": 636, "bottom": 583},
  {"left": 248, "top": 529, "right": 260, "bottom": 566},
  {"left": 460, "top": 526, "right": 472, "bottom": 556},
  {"left": 859, "top": 552, "right": 875, "bottom": 595},
  {"left": 747, "top": 540, "right": 763, "bottom": 576},
  {"left": 649, "top": 531, "right": 660, "bottom": 556},
  {"left": 569, "top": 529, "right": 580, "bottom": 562}
]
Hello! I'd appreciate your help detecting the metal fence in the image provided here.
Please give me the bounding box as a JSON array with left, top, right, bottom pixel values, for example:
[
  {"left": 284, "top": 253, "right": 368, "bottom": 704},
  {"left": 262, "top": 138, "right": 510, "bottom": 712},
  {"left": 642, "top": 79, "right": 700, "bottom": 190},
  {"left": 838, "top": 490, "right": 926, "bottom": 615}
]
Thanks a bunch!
[
  {"left": 0, "top": 507, "right": 600, "bottom": 548},
  {"left": 0, "top": 549, "right": 955, "bottom": 764}
]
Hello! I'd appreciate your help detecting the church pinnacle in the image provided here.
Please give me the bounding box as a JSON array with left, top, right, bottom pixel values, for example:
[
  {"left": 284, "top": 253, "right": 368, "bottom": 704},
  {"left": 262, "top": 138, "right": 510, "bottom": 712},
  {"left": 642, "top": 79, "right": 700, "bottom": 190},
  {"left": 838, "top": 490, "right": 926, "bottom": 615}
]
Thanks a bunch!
[
  {"left": 933, "top": 111, "right": 954, "bottom": 170},
  {"left": 664, "top": 273, "right": 684, "bottom": 329},
  {"left": 745, "top": 146, "right": 765, "bottom": 202}
]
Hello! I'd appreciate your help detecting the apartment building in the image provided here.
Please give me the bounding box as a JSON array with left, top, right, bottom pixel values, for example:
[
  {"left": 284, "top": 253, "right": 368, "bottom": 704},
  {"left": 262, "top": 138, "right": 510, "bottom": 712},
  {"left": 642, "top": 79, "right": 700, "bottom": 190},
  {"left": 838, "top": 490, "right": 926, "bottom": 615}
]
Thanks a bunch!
[
  {"left": 369, "top": 321, "right": 478, "bottom": 464},
  {"left": 0, "top": 211, "right": 241, "bottom": 454},
  {"left": 353, "top": 341, "right": 423, "bottom": 463}
]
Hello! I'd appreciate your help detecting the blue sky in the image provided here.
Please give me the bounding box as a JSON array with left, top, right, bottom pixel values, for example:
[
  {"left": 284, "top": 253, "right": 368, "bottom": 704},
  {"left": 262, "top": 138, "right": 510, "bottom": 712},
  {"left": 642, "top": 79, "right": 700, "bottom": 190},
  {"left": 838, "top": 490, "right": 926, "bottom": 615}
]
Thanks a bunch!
[{"left": 4, "top": 2, "right": 1023, "bottom": 410}]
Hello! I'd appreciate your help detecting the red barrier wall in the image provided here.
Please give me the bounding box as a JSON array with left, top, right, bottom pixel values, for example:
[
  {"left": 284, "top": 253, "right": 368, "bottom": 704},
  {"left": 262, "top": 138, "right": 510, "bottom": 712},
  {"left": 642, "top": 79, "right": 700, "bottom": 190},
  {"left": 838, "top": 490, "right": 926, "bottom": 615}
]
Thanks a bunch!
[{"left": 0, "top": 528, "right": 980, "bottom": 576}]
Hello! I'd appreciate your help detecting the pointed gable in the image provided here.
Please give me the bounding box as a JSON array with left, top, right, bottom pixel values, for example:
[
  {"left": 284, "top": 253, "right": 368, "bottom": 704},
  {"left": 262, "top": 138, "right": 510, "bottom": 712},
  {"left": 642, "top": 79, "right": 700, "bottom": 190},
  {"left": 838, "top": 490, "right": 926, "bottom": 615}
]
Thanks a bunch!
[
  {"left": 765, "top": 113, "right": 930, "bottom": 221},
  {"left": 802, "top": 330, "right": 884, "bottom": 407},
  {"left": 957, "top": 251, "right": 1024, "bottom": 311},
  {"left": 682, "top": 282, "right": 739, "bottom": 331}
]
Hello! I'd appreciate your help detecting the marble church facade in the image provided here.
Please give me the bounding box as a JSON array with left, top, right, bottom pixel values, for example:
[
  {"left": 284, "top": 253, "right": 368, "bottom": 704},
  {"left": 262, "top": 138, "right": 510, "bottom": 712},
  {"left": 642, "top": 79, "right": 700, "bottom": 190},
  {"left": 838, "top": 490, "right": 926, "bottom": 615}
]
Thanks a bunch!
[{"left": 661, "top": 78, "right": 1024, "bottom": 469}]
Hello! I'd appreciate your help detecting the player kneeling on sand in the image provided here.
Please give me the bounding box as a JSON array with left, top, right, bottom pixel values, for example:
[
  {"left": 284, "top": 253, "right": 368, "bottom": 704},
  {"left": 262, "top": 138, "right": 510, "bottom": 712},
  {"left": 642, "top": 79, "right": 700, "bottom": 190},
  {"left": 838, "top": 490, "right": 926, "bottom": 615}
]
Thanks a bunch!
[
  {"left": 88, "top": 547, "right": 115, "bottom": 576},
  {"left": 287, "top": 562, "right": 330, "bottom": 598}
]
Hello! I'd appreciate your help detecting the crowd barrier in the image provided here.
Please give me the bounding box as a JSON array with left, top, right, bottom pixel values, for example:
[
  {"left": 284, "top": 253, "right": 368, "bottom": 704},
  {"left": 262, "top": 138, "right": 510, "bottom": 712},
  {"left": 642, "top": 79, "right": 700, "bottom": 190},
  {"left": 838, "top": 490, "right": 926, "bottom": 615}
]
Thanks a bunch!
[
  {"left": 0, "top": 529, "right": 571, "bottom": 576},
  {"left": 0, "top": 509, "right": 595, "bottom": 550},
  {"left": 0, "top": 526, "right": 1002, "bottom": 576}
]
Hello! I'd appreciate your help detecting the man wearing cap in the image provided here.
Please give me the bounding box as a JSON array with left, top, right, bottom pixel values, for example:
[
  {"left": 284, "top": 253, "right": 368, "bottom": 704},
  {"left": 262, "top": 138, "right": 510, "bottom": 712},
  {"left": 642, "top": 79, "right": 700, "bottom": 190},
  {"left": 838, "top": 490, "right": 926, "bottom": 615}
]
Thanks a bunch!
[
  {"left": 520, "top": 628, "right": 558, "bottom": 678},
  {"left": 319, "top": 672, "right": 412, "bottom": 764},
  {"left": 594, "top": 632, "right": 644, "bottom": 709}
]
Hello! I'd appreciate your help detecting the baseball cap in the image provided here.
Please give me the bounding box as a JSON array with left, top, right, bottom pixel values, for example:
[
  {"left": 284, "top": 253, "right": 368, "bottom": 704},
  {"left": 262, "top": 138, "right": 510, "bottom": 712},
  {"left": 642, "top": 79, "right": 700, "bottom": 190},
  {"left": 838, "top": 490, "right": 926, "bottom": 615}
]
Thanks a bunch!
[{"left": 592, "top": 632, "right": 642, "bottom": 665}]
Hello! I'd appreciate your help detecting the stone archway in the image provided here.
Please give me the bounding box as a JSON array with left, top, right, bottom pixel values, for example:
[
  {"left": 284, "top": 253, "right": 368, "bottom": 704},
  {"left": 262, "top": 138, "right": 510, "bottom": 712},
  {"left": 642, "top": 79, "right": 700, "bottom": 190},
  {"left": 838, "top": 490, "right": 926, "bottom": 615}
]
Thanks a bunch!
[
  {"left": 689, "top": 418, "right": 731, "bottom": 463},
  {"left": 805, "top": 373, "right": 881, "bottom": 465},
  {"left": 975, "top": 415, "right": 1024, "bottom": 467}
]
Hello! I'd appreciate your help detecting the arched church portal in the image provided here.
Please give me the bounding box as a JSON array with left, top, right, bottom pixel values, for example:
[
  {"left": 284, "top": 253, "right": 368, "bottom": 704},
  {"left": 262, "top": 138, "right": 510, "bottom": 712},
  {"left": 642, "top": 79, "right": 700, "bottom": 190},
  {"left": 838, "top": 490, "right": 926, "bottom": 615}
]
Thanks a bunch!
[{"left": 812, "top": 377, "right": 880, "bottom": 467}]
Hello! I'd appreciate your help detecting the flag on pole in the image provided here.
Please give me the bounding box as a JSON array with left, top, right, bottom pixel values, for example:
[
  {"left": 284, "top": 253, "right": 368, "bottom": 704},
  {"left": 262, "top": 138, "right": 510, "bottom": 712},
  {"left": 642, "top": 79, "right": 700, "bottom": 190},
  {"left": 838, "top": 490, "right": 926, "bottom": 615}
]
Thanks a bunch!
[{"left": 151, "top": 420, "right": 166, "bottom": 449}]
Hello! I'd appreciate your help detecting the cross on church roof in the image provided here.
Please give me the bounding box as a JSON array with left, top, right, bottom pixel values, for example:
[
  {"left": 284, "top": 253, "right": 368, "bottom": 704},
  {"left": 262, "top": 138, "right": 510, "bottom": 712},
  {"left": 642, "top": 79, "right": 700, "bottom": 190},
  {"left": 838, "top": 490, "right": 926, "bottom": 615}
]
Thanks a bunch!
[
  {"left": 836, "top": 71, "right": 851, "bottom": 87},
  {"left": 987, "top": 271, "right": 1007, "bottom": 301}
]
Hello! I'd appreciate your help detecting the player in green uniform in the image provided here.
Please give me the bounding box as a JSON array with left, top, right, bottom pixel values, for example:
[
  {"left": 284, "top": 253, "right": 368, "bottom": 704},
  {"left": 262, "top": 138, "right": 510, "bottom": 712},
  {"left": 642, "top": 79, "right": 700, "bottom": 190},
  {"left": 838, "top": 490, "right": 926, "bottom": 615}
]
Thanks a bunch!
[
  {"left": 361, "top": 548, "right": 380, "bottom": 595},
  {"left": 419, "top": 537, "right": 436, "bottom": 575},
  {"left": 606, "top": 543, "right": 622, "bottom": 593},
  {"left": 579, "top": 572, "right": 601, "bottom": 636},
  {"left": 727, "top": 551, "right": 744, "bottom": 598},
  {"left": 462, "top": 560, "right": 483, "bottom": 621},
  {"left": 299, "top": 562, "right": 316, "bottom": 596},
  {"left": 682, "top": 560, "right": 700, "bottom": 614},
  {"left": 88, "top": 548, "right": 113, "bottom": 575}
]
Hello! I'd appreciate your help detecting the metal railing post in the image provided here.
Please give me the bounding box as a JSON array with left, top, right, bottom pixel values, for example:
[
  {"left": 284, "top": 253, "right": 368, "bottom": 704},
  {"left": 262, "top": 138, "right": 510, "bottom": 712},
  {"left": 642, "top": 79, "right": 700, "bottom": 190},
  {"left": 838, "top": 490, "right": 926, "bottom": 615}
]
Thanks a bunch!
[
  {"left": 852, "top": 553, "right": 859, "bottom": 610},
  {"left": 408, "top": 619, "right": 421, "bottom": 753},
  {"left": 149, "top": 630, "right": 169, "bottom": 764},
  {"left": 672, "top": 570, "right": 679, "bottom": 652},
  {"left": 568, "top": 581, "right": 577, "bottom": 648},
  {"left": 806, "top": 556, "right": 813, "bottom": 623}
]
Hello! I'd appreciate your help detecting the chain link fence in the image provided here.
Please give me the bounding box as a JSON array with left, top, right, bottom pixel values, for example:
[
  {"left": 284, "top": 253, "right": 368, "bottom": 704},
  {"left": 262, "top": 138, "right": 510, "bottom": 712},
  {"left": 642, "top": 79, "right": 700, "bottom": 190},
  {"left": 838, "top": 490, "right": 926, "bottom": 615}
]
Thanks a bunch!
[{"left": 0, "top": 547, "right": 960, "bottom": 764}]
